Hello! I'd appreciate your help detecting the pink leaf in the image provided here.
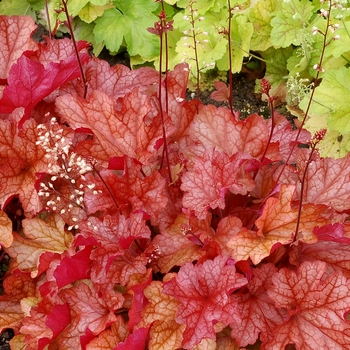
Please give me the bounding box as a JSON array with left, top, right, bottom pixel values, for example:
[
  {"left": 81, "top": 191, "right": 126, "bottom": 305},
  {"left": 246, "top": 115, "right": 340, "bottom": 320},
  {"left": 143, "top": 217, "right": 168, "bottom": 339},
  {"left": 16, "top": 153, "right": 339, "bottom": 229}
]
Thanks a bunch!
[
  {"left": 0, "top": 15, "right": 38, "bottom": 80},
  {"left": 296, "top": 152, "right": 350, "bottom": 211},
  {"left": 163, "top": 255, "right": 247, "bottom": 349},
  {"left": 210, "top": 81, "right": 230, "bottom": 102},
  {"left": 0, "top": 41, "right": 90, "bottom": 126},
  {"left": 56, "top": 89, "right": 174, "bottom": 164},
  {"left": 0, "top": 119, "right": 50, "bottom": 215},
  {"left": 230, "top": 264, "right": 287, "bottom": 346},
  {"left": 83, "top": 159, "right": 168, "bottom": 218},
  {"left": 181, "top": 149, "right": 255, "bottom": 220},
  {"left": 54, "top": 246, "right": 92, "bottom": 289},
  {"left": 114, "top": 327, "right": 149, "bottom": 350},
  {"left": 189, "top": 105, "right": 268, "bottom": 158},
  {"left": 265, "top": 260, "right": 350, "bottom": 349}
]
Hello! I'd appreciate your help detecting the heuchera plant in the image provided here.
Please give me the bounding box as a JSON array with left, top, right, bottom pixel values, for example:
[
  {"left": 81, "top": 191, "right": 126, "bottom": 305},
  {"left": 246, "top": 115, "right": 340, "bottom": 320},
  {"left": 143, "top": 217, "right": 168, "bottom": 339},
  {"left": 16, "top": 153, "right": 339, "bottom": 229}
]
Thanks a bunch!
[{"left": 1, "top": 10, "right": 350, "bottom": 350}]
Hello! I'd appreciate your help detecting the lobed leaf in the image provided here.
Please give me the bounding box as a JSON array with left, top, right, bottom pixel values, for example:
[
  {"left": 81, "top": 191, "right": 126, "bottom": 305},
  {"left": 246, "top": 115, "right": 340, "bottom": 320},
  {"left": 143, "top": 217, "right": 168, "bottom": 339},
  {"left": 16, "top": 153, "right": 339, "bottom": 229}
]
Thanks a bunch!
[
  {"left": 163, "top": 255, "right": 247, "bottom": 349},
  {"left": 0, "top": 15, "right": 37, "bottom": 80},
  {"left": 265, "top": 260, "right": 350, "bottom": 349}
]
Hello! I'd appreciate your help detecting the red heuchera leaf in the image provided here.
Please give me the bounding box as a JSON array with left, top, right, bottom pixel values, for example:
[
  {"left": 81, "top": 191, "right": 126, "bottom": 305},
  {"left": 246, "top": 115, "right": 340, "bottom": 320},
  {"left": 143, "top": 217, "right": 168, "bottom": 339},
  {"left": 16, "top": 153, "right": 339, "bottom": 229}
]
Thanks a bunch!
[
  {"left": 26, "top": 38, "right": 89, "bottom": 67},
  {"left": 80, "top": 212, "right": 151, "bottom": 250},
  {"left": 230, "top": 264, "right": 287, "bottom": 346},
  {"left": 38, "top": 303, "right": 71, "bottom": 350},
  {"left": 6, "top": 213, "right": 74, "bottom": 276},
  {"left": 0, "top": 15, "right": 38, "bottom": 80},
  {"left": 0, "top": 119, "right": 50, "bottom": 215},
  {"left": 296, "top": 151, "right": 350, "bottom": 211},
  {"left": 188, "top": 105, "right": 268, "bottom": 158},
  {"left": 210, "top": 81, "right": 230, "bottom": 102},
  {"left": 114, "top": 326, "right": 150, "bottom": 350},
  {"left": 61, "top": 57, "right": 159, "bottom": 100},
  {"left": 128, "top": 270, "right": 152, "bottom": 332},
  {"left": 60, "top": 281, "right": 124, "bottom": 336},
  {"left": 0, "top": 40, "right": 90, "bottom": 126},
  {"left": 84, "top": 160, "right": 168, "bottom": 218},
  {"left": 53, "top": 246, "right": 93, "bottom": 289},
  {"left": 181, "top": 149, "right": 255, "bottom": 220},
  {"left": 56, "top": 88, "right": 174, "bottom": 164},
  {"left": 153, "top": 213, "right": 213, "bottom": 273},
  {"left": 265, "top": 260, "right": 350, "bottom": 349},
  {"left": 269, "top": 113, "right": 311, "bottom": 162},
  {"left": 3, "top": 270, "right": 36, "bottom": 300},
  {"left": 289, "top": 240, "right": 350, "bottom": 278},
  {"left": 314, "top": 222, "right": 350, "bottom": 244},
  {"left": 228, "top": 185, "right": 297, "bottom": 264},
  {"left": 84, "top": 316, "right": 128, "bottom": 350},
  {"left": 163, "top": 255, "right": 247, "bottom": 349}
]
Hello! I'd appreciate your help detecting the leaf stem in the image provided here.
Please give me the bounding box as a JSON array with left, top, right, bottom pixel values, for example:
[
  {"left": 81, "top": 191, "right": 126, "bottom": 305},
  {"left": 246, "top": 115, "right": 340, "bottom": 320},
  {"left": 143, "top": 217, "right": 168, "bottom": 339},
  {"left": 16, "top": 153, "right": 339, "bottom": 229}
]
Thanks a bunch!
[
  {"left": 227, "top": 0, "right": 234, "bottom": 115},
  {"left": 61, "top": 0, "right": 88, "bottom": 99}
]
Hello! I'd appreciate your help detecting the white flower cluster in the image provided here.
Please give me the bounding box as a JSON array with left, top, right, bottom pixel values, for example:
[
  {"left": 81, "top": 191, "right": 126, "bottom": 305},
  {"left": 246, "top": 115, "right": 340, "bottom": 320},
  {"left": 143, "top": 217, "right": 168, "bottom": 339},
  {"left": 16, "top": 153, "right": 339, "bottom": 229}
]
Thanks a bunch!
[
  {"left": 36, "top": 117, "right": 96, "bottom": 228},
  {"left": 286, "top": 73, "right": 314, "bottom": 106}
]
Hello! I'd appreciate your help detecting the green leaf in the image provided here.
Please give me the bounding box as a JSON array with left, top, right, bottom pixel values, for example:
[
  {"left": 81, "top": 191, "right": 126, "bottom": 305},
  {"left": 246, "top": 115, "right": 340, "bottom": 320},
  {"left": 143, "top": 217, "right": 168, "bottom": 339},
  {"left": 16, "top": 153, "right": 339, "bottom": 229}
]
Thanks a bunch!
[
  {"left": 262, "top": 46, "right": 293, "bottom": 97},
  {"left": 299, "top": 66, "right": 350, "bottom": 157},
  {"left": 67, "top": 0, "right": 90, "bottom": 17},
  {"left": 173, "top": 9, "right": 227, "bottom": 80},
  {"left": 176, "top": 0, "right": 228, "bottom": 14},
  {"left": 0, "top": 0, "right": 35, "bottom": 16},
  {"left": 249, "top": 0, "right": 278, "bottom": 51},
  {"left": 93, "top": 0, "right": 160, "bottom": 59},
  {"left": 270, "top": 0, "right": 314, "bottom": 48},
  {"left": 79, "top": 3, "right": 114, "bottom": 23},
  {"left": 217, "top": 14, "right": 253, "bottom": 73},
  {"left": 73, "top": 20, "right": 105, "bottom": 56}
]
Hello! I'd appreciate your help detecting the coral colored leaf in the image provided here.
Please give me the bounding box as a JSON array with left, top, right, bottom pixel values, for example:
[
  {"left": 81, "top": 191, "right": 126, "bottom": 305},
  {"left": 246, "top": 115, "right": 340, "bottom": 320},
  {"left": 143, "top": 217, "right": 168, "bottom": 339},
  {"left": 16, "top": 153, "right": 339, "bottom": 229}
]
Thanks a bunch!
[
  {"left": 265, "top": 261, "right": 350, "bottom": 349},
  {"left": 80, "top": 212, "right": 151, "bottom": 250},
  {"left": 163, "top": 255, "right": 247, "bottom": 349},
  {"left": 0, "top": 210, "right": 13, "bottom": 248},
  {"left": 6, "top": 213, "right": 74, "bottom": 276},
  {"left": 114, "top": 326, "right": 150, "bottom": 350},
  {"left": 227, "top": 185, "right": 297, "bottom": 264},
  {"left": 290, "top": 240, "right": 350, "bottom": 278},
  {"left": 3, "top": 270, "right": 36, "bottom": 299},
  {"left": 314, "top": 223, "right": 350, "bottom": 244},
  {"left": 0, "top": 15, "right": 38, "bottom": 80},
  {"left": 83, "top": 161, "right": 168, "bottom": 217},
  {"left": 85, "top": 317, "right": 128, "bottom": 350},
  {"left": 148, "top": 320, "right": 185, "bottom": 350},
  {"left": 63, "top": 58, "right": 159, "bottom": 100},
  {"left": 60, "top": 281, "right": 123, "bottom": 336},
  {"left": 181, "top": 149, "right": 255, "bottom": 220},
  {"left": 54, "top": 246, "right": 93, "bottom": 289},
  {"left": 296, "top": 152, "right": 350, "bottom": 212},
  {"left": 0, "top": 42, "right": 90, "bottom": 126},
  {"left": 189, "top": 105, "right": 269, "bottom": 158},
  {"left": 210, "top": 81, "right": 230, "bottom": 102},
  {"left": 128, "top": 270, "right": 152, "bottom": 332},
  {"left": 38, "top": 303, "right": 71, "bottom": 350},
  {"left": 230, "top": 264, "right": 287, "bottom": 346},
  {"left": 143, "top": 281, "right": 181, "bottom": 324},
  {"left": 143, "top": 280, "right": 185, "bottom": 350},
  {"left": 153, "top": 213, "right": 213, "bottom": 273},
  {"left": 56, "top": 88, "right": 173, "bottom": 164},
  {"left": 0, "top": 300, "right": 24, "bottom": 333},
  {"left": 0, "top": 119, "right": 49, "bottom": 215}
]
